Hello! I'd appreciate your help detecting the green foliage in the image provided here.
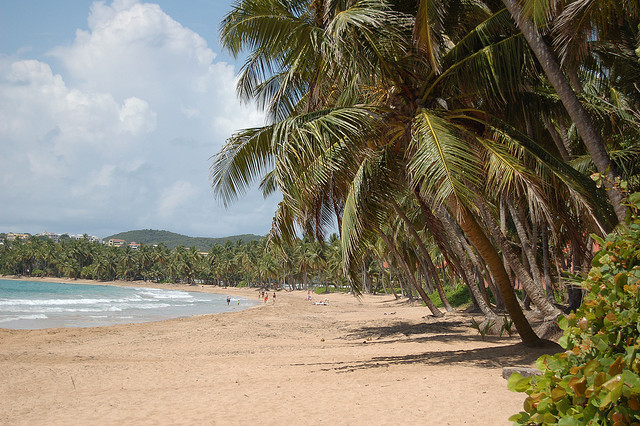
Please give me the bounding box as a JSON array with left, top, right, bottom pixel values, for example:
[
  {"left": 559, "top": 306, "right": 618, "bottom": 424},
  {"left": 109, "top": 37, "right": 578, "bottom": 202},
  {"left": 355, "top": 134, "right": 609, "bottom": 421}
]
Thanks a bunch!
[
  {"left": 509, "top": 193, "right": 640, "bottom": 425},
  {"left": 500, "top": 314, "right": 514, "bottom": 337},
  {"left": 314, "top": 285, "right": 346, "bottom": 294},
  {"left": 471, "top": 317, "right": 495, "bottom": 341},
  {"left": 429, "top": 284, "right": 472, "bottom": 308},
  {"left": 104, "top": 229, "right": 264, "bottom": 251},
  {"left": 636, "top": 24, "right": 640, "bottom": 60}
]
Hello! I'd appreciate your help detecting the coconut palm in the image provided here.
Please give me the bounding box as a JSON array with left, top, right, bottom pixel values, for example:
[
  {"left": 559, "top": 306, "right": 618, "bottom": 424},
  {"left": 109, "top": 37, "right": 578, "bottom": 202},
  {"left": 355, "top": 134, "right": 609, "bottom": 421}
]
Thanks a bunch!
[
  {"left": 211, "top": 0, "right": 628, "bottom": 345},
  {"left": 499, "top": 0, "right": 640, "bottom": 223}
]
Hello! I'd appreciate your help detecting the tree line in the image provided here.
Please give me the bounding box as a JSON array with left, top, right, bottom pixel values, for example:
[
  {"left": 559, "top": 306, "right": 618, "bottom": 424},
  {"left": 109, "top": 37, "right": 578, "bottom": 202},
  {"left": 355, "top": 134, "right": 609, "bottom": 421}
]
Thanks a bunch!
[{"left": 0, "top": 233, "right": 478, "bottom": 301}]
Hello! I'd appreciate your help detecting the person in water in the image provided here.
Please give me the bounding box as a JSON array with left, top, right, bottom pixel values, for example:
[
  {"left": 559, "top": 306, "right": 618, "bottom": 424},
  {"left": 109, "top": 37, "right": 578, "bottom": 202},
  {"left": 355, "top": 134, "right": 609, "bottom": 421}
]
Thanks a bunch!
[{"left": 226, "top": 296, "right": 231, "bottom": 305}]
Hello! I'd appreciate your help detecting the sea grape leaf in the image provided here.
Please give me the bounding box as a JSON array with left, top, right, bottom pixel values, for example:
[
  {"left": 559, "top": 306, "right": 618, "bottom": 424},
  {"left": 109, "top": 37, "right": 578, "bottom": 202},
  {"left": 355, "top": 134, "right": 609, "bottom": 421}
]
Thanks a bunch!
[
  {"left": 609, "top": 356, "right": 624, "bottom": 376},
  {"left": 508, "top": 372, "right": 531, "bottom": 393},
  {"left": 551, "top": 386, "right": 567, "bottom": 402}
]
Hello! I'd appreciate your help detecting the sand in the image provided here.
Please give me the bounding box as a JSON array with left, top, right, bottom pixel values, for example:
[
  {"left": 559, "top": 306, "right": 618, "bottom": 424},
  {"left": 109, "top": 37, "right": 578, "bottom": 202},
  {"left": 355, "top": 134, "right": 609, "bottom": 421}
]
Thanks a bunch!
[{"left": 0, "top": 278, "right": 560, "bottom": 425}]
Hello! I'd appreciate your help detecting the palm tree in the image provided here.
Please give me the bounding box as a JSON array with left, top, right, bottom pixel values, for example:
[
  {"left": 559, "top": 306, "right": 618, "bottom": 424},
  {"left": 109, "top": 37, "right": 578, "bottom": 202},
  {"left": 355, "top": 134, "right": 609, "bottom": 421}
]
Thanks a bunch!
[
  {"left": 212, "top": 0, "right": 528, "bottom": 341},
  {"left": 137, "top": 244, "right": 154, "bottom": 282},
  {"left": 118, "top": 247, "right": 137, "bottom": 281},
  {"left": 211, "top": 0, "right": 630, "bottom": 345},
  {"left": 499, "top": 0, "right": 638, "bottom": 223}
]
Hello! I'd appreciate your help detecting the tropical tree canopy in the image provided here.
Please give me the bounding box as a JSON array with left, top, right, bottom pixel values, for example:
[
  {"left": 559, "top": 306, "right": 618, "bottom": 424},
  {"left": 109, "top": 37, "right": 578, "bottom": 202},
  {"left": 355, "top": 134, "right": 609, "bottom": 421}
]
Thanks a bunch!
[{"left": 211, "top": 0, "right": 639, "bottom": 346}]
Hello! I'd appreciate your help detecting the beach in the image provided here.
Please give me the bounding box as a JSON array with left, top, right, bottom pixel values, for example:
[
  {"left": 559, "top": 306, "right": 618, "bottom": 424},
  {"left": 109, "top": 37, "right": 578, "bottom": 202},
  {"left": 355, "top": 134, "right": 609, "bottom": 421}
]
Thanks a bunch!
[{"left": 0, "top": 279, "right": 559, "bottom": 425}]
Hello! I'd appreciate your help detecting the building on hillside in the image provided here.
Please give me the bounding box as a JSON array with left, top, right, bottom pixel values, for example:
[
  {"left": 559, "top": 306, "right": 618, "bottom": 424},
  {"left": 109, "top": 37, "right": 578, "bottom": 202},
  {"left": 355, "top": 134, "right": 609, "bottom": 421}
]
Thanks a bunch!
[
  {"left": 89, "top": 236, "right": 102, "bottom": 244},
  {"left": 108, "top": 238, "right": 126, "bottom": 247},
  {"left": 128, "top": 242, "right": 141, "bottom": 250},
  {"left": 35, "top": 232, "right": 61, "bottom": 242},
  {"left": 6, "top": 233, "right": 31, "bottom": 241}
]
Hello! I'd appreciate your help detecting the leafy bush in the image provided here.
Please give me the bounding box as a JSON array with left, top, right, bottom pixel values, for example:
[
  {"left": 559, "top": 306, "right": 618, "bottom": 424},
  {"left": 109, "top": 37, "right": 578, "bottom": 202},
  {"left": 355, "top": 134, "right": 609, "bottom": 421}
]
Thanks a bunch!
[
  {"left": 508, "top": 193, "right": 640, "bottom": 425},
  {"left": 31, "top": 268, "right": 46, "bottom": 277},
  {"left": 428, "top": 283, "right": 472, "bottom": 308}
]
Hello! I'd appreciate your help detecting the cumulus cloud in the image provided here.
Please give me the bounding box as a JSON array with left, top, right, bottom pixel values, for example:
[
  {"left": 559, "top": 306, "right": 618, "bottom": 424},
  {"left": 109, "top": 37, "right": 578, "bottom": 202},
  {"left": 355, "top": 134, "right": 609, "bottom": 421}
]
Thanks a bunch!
[
  {"left": 0, "top": 0, "right": 275, "bottom": 237},
  {"left": 158, "top": 180, "right": 198, "bottom": 216}
]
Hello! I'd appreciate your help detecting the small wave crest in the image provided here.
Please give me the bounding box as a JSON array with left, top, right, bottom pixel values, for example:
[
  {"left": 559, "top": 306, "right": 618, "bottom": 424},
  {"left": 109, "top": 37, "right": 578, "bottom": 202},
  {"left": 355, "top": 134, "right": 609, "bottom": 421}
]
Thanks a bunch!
[{"left": 0, "top": 314, "right": 48, "bottom": 323}]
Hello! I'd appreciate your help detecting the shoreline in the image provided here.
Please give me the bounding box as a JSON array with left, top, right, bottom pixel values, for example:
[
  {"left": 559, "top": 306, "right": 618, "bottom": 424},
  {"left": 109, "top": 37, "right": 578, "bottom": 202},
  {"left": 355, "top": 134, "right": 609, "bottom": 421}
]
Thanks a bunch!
[
  {"left": 0, "top": 275, "right": 559, "bottom": 425},
  {"left": 0, "top": 274, "right": 265, "bottom": 300},
  {"left": 0, "top": 275, "right": 263, "bottom": 330}
]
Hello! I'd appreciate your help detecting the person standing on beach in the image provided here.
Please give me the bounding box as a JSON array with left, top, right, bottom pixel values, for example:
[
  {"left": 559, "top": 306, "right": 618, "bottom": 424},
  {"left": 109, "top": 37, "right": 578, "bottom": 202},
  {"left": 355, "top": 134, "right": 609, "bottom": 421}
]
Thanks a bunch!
[
  {"left": 264, "top": 294, "right": 268, "bottom": 304},
  {"left": 272, "top": 292, "right": 276, "bottom": 304}
]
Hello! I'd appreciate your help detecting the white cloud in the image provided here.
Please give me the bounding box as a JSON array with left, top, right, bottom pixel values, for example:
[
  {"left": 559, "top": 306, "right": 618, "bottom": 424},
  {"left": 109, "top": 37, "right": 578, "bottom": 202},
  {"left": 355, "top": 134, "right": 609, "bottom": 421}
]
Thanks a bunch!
[
  {"left": 53, "top": 1, "right": 216, "bottom": 102},
  {"left": 157, "top": 180, "right": 197, "bottom": 216},
  {"left": 0, "top": 1, "right": 274, "bottom": 238},
  {"left": 118, "top": 97, "right": 156, "bottom": 134}
]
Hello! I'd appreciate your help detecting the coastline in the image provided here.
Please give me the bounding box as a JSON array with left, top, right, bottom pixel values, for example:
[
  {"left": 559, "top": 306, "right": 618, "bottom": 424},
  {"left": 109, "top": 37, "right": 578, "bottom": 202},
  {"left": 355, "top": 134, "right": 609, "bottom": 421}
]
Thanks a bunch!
[
  {"left": 0, "top": 275, "right": 264, "bottom": 300},
  {"left": 0, "top": 276, "right": 559, "bottom": 425}
]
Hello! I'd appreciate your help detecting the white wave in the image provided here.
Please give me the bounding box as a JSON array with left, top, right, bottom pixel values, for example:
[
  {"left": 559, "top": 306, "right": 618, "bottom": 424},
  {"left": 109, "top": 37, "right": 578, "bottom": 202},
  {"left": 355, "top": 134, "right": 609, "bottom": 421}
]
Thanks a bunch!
[
  {"left": 124, "top": 303, "right": 171, "bottom": 310},
  {"left": 134, "top": 288, "right": 194, "bottom": 300},
  {"left": 0, "top": 306, "right": 124, "bottom": 314},
  {"left": 0, "top": 314, "right": 48, "bottom": 323},
  {"left": 0, "top": 297, "right": 141, "bottom": 307}
]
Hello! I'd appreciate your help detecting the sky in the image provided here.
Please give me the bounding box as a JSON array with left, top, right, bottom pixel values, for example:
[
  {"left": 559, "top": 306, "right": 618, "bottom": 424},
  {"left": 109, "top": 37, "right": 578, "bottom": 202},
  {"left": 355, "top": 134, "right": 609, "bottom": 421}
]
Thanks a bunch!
[{"left": 0, "top": 0, "right": 281, "bottom": 239}]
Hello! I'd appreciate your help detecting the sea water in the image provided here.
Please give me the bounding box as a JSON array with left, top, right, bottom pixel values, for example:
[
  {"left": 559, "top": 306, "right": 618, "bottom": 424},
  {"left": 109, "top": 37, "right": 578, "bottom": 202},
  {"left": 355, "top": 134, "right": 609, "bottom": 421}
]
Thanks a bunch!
[{"left": 0, "top": 279, "right": 255, "bottom": 329}]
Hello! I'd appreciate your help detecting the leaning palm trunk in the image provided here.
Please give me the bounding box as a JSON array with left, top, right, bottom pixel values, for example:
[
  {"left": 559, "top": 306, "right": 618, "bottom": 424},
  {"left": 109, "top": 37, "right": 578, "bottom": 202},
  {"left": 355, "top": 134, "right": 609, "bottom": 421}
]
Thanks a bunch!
[
  {"left": 507, "top": 199, "right": 545, "bottom": 293},
  {"left": 450, "top": 200, "right": 540, "bottom": 346},
  {"left": 476, "top": 198, "right": 562, "bottom": 321},
  {"left": 391, "top": 200, "right": 454, "bottom": 312},
  {"left": 386, "top": 261, "right": 399, "bottom": 300},
  {"left": 541, "top": 226, "right": 554, "bottom": 301},
  {"left": 434, "top": 206, "right": 500, "bottom": 317},
  {"left": 376, "top": 230, "right": 444, "bottom": 317},
  {"left": 501, "top": 0, "right": 626, "bottom": 223},
  {"left": 412, "top": 191, "right": 494, "bottom": 314}
]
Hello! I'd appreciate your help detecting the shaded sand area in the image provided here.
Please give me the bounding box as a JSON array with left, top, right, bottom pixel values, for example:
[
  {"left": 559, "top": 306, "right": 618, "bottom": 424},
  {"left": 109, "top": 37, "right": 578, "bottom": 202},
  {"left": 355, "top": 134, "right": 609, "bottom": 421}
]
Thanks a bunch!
[{"left": 0, "top": 279, "right": 560, "bottom": 425}]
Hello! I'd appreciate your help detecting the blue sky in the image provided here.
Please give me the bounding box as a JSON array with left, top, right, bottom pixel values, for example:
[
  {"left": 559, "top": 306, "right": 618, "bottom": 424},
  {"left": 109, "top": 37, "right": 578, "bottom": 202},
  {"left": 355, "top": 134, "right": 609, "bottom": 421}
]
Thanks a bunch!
[{"left": 0, "top": 0, "right": 281, "bottom": 238}]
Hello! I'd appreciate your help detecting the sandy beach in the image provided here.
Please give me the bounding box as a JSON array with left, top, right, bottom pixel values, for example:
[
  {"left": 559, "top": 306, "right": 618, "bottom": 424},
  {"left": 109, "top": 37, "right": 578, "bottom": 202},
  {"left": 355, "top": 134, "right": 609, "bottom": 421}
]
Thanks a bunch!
[{"left": 0, "top": 278, "right": 560, "bottom": 425}]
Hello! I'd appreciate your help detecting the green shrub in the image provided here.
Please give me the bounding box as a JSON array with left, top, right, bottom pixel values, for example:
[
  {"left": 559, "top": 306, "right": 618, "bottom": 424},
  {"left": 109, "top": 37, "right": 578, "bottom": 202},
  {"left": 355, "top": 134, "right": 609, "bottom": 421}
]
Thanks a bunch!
[
  {"left": 31, "top": 268, "right": 46, "bottom": 277},
  {"left": 509, "top": 193, "right": 640, "bottom": 425},
  {"left": 428, "top": 283, "right": 472, "bottom": 308}
]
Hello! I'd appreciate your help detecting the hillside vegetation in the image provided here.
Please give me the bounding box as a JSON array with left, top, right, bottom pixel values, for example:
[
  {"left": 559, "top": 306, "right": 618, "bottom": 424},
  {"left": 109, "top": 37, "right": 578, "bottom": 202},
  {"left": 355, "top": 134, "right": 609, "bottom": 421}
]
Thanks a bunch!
[{"left": 104, "top": 229, "right": 263, "bottom": 250}]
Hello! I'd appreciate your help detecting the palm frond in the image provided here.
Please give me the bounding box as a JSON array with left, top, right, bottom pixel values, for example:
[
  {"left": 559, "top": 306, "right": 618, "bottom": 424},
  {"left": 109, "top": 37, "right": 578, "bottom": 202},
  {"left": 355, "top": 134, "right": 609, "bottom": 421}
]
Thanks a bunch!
[
  {"left": 210, "top": 125, "right": 275, "bottom": 207},
  {"left": 408, "top": 110, "right": 483, "bottom": 207}
]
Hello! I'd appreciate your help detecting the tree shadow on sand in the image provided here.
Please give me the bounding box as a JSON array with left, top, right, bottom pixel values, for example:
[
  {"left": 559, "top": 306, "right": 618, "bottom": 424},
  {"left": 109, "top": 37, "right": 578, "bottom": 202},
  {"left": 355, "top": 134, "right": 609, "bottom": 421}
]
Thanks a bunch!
[
  {"left": 324, "top": 320, "right": 563, "bottom": 373},
  {"left": 343, "top": 320, "right": 469, "bottom": 341},
  {"left": 318, "top": 342, "right": 561, "bottom": 373}
]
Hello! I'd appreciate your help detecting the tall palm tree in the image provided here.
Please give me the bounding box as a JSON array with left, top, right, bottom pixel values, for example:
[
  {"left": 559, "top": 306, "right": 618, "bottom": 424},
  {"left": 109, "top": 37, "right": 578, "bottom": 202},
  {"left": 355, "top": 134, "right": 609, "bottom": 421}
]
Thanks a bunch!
[
  {"left": 499, "top": 0, "right": 638, "bottom": 223},
  {"left": 211, "top": 0, "right": 622, "bottom": 345}
]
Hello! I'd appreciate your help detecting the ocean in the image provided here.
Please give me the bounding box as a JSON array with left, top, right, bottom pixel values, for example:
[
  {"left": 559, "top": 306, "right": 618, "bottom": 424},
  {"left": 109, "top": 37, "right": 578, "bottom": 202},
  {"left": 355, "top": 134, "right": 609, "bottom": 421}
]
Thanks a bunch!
[{"left": 0, "top": 279, "right": 255, "bottom": 329}]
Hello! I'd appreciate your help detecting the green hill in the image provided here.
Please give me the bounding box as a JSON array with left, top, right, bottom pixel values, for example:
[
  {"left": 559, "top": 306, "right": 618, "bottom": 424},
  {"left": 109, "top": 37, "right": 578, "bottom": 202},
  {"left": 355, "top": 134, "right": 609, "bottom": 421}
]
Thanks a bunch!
[{"left": 104, "top": 229, "right": 264, "bottom": 250}]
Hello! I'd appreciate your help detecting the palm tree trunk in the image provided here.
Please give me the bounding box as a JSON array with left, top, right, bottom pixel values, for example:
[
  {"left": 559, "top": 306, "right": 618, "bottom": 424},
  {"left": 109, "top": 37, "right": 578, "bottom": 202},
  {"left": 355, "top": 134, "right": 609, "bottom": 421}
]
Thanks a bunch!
[
  {"left": 501, "top": 0, "right": 626, "bottom": 223},
  {"left": 476, "top": 197, "right": 562, "bottom": 320},
  {"left": 391, "top": 200, "right": 453, "bottom": 311},
  {"left": 435, "top": 206, "right": 500, "bottom": 317},
  {"left": 541, "top": 115, "right": 571, "bottom": 161},
  {"left": 507, "top": 199, "right": 545, "bottom": 293},
  {"left": 449, "top": 200, "right": 540, "bottom": 346},
  {"left": 413, "top": 191, "right": 497, "bottom": 313},
  {"left": 541, "top": 225, "right": 554, "bottom": 301},
  {"left": 377, "top": 230, "right": 443, "bottom": 317},
  {"left": 387, "top": 261, "right": 399, "bottom": 299}
]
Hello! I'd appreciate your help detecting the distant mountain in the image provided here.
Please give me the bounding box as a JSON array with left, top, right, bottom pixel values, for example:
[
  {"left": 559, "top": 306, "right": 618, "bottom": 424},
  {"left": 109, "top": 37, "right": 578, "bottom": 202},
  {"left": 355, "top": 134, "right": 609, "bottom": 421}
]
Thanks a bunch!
[{"left": 104, "top": 229, "right": 264, "bottom": 250}]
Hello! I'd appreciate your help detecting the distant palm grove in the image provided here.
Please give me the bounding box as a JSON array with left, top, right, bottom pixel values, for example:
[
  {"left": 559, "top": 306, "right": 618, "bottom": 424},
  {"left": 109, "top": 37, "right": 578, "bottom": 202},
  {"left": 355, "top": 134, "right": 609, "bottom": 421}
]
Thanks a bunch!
[
  {"left": 0, "top": 235, "right": 347, "bottom": 291},
  {"left": 208, "top": 0, "right": 639, "bottom": 347}
]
